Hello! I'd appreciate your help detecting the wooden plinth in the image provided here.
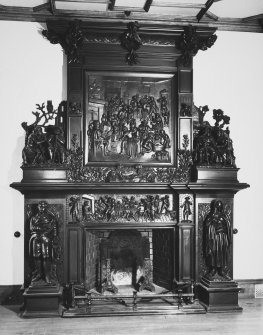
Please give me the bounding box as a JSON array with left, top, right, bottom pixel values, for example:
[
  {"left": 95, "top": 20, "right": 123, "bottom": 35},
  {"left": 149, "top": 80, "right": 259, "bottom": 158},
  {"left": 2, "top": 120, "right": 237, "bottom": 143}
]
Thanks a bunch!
[
  {"left": 22, "top": 284, "right": 63, "bottom": 318},
  {"left": 197, "top": 278, "right": 242, "bottom": 313}
]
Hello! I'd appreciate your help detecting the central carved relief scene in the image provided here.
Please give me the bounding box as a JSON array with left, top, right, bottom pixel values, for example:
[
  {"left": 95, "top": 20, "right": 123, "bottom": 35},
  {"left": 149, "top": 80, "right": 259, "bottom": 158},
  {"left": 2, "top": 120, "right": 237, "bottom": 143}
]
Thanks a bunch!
[{"left": 85, "top": 72, "right": 175, "bottom": 165}]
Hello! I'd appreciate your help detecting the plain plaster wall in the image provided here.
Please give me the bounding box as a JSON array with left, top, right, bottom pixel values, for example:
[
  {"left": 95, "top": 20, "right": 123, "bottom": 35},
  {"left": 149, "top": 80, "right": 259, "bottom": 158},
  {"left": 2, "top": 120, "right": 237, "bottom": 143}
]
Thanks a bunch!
[{"left": 0, "top": 21, "right": 262, "bottom": 285}]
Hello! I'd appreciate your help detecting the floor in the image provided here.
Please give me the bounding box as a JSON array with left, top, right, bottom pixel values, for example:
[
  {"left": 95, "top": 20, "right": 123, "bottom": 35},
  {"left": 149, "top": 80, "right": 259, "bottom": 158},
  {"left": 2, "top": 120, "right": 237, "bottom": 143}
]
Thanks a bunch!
[{"left": 0, "top": 299, "right": 262, "bottom": 335}]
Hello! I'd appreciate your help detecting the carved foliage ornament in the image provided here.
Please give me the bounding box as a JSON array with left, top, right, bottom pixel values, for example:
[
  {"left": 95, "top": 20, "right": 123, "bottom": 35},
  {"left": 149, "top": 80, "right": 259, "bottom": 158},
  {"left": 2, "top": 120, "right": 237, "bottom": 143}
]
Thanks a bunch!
[
  {"left": 66, "top": 134, "right": 192, "bottom": 183},
  {"left": 42, "top": 20, "right": 84, "bottom": 64},
  {"left": 176, "top": 25, "right": 217, "bottom": 67}
]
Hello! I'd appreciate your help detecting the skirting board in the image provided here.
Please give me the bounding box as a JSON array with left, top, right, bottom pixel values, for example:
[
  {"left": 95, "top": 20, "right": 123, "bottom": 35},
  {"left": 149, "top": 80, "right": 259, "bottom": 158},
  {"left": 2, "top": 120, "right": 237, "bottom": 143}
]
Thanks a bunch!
[
  {"left": 1, "top": 279, "right": 263, "bottom": 305},
  {"left": 236, "top": 279, "right": 263, "bottom": 299}
]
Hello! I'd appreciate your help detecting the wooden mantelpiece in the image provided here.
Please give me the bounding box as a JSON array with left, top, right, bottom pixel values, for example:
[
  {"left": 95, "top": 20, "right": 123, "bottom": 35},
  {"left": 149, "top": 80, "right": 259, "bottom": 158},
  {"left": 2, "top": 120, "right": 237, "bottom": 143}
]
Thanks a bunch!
[{"left": 10, "top": 20, "right": 249, "bottom": 317}]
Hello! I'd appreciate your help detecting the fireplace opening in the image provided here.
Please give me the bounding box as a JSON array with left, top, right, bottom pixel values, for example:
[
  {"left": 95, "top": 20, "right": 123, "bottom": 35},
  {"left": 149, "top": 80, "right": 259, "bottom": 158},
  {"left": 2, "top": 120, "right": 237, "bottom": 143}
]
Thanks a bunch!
[{"left": 85, "top": 228, "right": 174, "bottom": 295}]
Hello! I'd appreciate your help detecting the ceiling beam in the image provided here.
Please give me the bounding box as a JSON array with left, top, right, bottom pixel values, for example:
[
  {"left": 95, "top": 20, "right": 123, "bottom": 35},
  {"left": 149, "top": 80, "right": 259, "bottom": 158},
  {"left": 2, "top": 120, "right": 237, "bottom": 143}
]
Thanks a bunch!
[
  {"left": 196, "top": 0, "right": 215, "bottom": 22},
  {"left": 0, "top": 5, "right": 262, "bottom": 33},
  {"left": 204, "top": 10, "right": 218, "bottom": 22}
]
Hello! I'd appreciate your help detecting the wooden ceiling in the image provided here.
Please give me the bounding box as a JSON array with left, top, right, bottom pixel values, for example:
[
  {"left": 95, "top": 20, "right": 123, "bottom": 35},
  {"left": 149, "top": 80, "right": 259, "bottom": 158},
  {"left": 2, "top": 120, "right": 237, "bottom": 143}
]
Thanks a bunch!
[{"left": 0, "top": 0, "right": 263, "bottom": 33}]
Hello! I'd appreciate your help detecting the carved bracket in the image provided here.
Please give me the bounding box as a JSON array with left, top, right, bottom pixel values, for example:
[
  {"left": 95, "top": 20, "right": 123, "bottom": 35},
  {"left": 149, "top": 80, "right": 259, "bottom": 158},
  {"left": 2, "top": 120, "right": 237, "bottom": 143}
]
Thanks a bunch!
[
  {"left": 176, "top": 26, "right": 217, "bottom": 67},
  {"left": 120, "top": 21, "right": 142, "bottom": 65},
  {"left": 42, "top": 20, "right": 84, "bottom": 64}
]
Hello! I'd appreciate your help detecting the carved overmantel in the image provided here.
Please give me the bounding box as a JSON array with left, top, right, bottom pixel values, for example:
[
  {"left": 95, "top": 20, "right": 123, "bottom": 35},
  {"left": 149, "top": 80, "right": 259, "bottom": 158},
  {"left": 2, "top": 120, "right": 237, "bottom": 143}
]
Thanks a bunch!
[{"left": 11, "top": 20, "right": 249, "bottom": 317}]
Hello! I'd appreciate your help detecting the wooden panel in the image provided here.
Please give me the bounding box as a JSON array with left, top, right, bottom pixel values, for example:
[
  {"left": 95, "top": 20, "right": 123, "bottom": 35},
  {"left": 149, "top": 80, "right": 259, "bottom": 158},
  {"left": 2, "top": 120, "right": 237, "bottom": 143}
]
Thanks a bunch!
[
  {"left": 67, "top": 227, "right": 82, "bottom": 283},
  {"left": 178, "top": 223, "right": 194, "bottom": 281},
  {"left": 68, "top": 67, "right": 82, "bottom": 92},
  {"left": 178, "top": 69, "right": 193, "bottom": 93}
]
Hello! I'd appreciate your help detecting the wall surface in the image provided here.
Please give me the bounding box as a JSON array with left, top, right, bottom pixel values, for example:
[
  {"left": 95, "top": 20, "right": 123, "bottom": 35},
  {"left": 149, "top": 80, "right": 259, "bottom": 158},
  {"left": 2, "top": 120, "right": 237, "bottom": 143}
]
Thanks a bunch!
[
  {"left": 0, "top": 21, "right": 65, "bottom": 285},
  {"left": 194, "top": 30, "right": 263, "bottom": 279},
  {"left": 0, "top": 21, "right": 262, "bottom": 285}
]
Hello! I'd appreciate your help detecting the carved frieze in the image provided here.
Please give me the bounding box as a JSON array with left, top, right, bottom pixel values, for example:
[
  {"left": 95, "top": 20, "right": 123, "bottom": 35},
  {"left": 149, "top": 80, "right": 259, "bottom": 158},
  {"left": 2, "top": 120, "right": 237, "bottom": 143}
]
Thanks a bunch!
[{"left": 67, "top": 194, "right": 176, "bottom": 224}]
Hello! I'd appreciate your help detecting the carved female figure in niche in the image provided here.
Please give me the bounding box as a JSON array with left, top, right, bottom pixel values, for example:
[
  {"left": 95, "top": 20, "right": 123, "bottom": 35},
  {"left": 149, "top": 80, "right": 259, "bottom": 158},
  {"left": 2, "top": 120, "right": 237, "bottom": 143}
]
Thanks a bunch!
[{"left": 203, "top": 200, "right": 232, "bottom": 280}]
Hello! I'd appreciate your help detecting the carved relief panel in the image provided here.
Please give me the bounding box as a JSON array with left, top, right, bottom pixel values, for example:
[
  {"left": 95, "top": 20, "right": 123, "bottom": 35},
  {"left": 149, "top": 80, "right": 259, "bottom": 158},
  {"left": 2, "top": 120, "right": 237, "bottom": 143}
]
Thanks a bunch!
[
  {"left": 66, "top": 193, "right": 177, "bottom": 224},
  {"left": 84, "top": 72, "right": 176, "bottom": 166}
]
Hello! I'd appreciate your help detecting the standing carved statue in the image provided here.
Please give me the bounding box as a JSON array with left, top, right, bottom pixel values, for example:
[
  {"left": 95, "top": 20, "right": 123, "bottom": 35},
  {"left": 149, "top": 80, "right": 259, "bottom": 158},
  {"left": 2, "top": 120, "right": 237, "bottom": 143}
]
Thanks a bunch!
[
  {"left": 203, "top": 200, "right": 231, "bottom": 280},
  {"left": 180, "top": 196, "right": 192, "bottom": 222},
  {"left": 29, "top": 201, "right": 58, "bottom": 285},
  {"left": 69, "top": 196, "right": 80, "bottom": 222}
]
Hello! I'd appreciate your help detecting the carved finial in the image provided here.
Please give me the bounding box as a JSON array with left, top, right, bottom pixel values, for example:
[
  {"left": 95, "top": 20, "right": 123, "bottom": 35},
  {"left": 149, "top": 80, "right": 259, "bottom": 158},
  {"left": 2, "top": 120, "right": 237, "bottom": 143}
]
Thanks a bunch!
[
  {"left": 120, "top": 21, "right": 142, "bottom": 65},
  {"left": 176, "top": 25, "right": 217, "bottom": 66}
]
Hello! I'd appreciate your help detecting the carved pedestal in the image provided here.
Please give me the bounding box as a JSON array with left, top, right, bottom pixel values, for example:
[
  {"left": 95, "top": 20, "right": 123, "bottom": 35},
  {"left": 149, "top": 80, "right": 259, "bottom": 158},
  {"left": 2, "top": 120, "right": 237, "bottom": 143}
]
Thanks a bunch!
[
  {"left": 22, "top": 284, "right": 63, "bottom": 318},
  {"left": 198, "top": 278, "right": 242, "bottom": 313}
]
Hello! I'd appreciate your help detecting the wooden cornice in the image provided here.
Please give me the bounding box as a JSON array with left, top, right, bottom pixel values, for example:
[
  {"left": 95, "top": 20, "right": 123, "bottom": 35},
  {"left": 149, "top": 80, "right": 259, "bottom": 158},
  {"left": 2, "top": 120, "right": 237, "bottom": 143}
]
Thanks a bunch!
[{"left": 0, "top": 5, "right": 262, "bottom": 33}]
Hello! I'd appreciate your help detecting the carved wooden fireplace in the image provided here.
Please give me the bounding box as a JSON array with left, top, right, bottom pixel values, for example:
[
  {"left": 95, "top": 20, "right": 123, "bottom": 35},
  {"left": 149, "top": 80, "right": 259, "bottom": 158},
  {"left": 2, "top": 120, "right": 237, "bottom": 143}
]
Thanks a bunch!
[{"left": 11, "top": 20, "right": 249, "bottom": 317}]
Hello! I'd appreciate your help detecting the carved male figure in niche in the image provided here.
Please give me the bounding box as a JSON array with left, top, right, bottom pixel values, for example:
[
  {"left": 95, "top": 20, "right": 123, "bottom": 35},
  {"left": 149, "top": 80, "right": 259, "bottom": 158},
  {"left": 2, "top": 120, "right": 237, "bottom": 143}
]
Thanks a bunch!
[
  {"left": 180, "top": 196, "right": 192, "bottom": 222},
  {"left": 160, "top": 195, "right": 170, "bottom": 215},
  {"left": 29, "top": 201, "right": 58, "bottom": 284},
  {"left": 203, "top": 200, "right": 231, "bottom": 280}
]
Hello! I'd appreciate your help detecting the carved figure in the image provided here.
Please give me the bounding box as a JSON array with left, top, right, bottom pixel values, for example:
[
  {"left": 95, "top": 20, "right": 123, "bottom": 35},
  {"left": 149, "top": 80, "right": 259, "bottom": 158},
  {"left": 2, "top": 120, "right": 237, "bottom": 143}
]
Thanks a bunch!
[
  {"left": 160, "top": 195, "right": 170, "bottom": 215},
  {"left": 22, "top": 101, "right": 66, "bottom": 165},
  {"left": 69, "top": 196, "right": 80, "bottom": 222},
  {"left": 120, "top": 21, "right": 142, "bottom": 65},
  {"left": 29, "top": 201, "right": 58, "bottom": 284},
  {"left": 180, "top": 196, "right": 192, "bottom": 222},
  {"left": 82, "top": 201, "right": 94, "bottom": 221},
  {"left": 193, "top": 107, "right": 236, "bottom": 168},
  {"left": 203, "top": 200, "right": 231, "bottom": 280}
]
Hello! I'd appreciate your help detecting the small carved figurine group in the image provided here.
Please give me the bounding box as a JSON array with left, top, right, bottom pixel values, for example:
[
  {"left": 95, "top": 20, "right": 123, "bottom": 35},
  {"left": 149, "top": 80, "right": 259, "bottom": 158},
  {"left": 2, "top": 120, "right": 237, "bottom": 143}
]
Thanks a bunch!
[
  {"left": 22, "top": 102, "right": 66, "bottom": 166},
  {"left": 193, "top": 106, "right": 236, "bottom": 167}
]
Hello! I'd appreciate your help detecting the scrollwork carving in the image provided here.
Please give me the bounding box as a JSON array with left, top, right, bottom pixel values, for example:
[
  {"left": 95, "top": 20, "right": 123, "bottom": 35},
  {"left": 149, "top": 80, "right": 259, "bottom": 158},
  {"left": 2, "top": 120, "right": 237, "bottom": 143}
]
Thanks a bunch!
[
  {"left": 42, "top": 20, "right": 84, "bottom": 64},
  {"left": 176, "top": 26, "right": 217, "bottom": 67}
]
